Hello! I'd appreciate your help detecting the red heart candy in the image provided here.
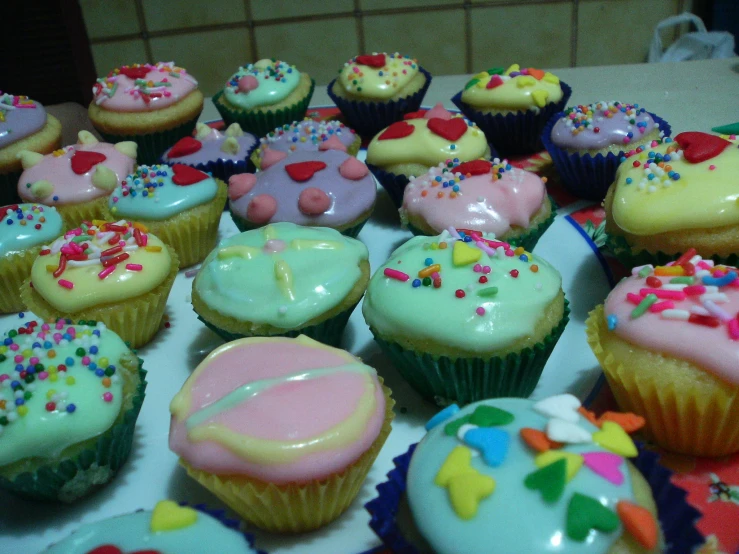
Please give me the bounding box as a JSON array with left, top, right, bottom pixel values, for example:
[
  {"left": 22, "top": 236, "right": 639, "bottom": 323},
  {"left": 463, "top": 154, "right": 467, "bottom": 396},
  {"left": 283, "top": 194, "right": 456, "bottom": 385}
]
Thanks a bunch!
[
  {"left": 675, "top": 131, "right": 732, "bottom": 163},
  {"left": 378, "top": 121, "right": 415, "bottom": 141},
  {"left": 0, "top": 204, "right": 19, "bottom": 220},
  {"left": 451, "top": 160, "right": 492, "bottom": 176},
  {"left": 427, "top": 118, "right": 467, "bottom": 142},
  {"left": 355, "top": 54, "right": 386, "bottom": 68},
  {"left": 71, "top": 150, "right": 107, "bottom": 175},
  {"left": 171, "top": 164, "right": 209, "bottom": 186},
  {"left": 119, "top": 65, "right": 150, "bottom": 80},
  {"left": 167, "top": 137, "right": 202, "bottom": 158},
  {"left": 403, "top": 110, "right": 427, "bottom": 120},
  {"left": 285, "top": 161, "right": 327, "bottom": 182},
  {"left": 86, "top": 546, "right": 123, "bottom": 554}
]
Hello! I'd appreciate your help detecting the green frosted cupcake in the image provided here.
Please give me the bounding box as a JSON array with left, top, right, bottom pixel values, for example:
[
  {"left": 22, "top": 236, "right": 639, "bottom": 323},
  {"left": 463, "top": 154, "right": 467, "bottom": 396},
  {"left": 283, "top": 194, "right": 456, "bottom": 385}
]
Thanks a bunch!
[
  {"left": 0, "top": 319, "right": 146, "bottom": 502},
  {"left": 192, "top": 222, "right": 369, "bottom": 347},
  {"left": 213, "top": 59, "right": 315, "bottom": 138},
  {"left": 363, "top": 229, "right": 568, "bottom": 405}
]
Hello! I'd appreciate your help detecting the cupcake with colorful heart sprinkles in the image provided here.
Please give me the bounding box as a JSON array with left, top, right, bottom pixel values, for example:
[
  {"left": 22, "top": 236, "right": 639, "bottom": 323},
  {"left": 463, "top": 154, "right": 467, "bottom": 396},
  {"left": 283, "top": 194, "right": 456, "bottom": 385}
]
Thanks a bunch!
[
  {"left": 0, "top": 319, "right": 147, "bottom": 503},
  {"left": 20, "top": 220, "right": 179, "bottom": 349}
]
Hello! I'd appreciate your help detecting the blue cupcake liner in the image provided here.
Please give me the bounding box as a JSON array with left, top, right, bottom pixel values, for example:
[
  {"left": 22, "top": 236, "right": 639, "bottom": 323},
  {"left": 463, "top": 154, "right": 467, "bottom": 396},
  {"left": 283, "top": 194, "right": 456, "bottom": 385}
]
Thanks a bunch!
[
  {"left": 452, "top": 81, "right": 572, "bottom": 157},
  {"left": 541, "top": 111, "right": 672, "bottom": 201},
  {"left": 327, "top": 67, "right": 432, "bottom": 139},
  {"left": 182, "top": 503, "right": 267, "bottom": 553},
  {"left": 367, "top": 441, "right": 703, "bottom": 554}
]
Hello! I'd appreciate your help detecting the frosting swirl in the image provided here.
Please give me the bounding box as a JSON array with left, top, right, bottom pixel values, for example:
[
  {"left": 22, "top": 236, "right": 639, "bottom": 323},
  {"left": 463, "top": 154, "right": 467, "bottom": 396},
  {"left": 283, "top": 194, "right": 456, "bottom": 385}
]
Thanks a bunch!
[
  {"left": 223, "top": 59, "right": 301, "bottom": 109},
  {"left": 0, "top": 203, "right": 63, "bottom": 257},
  {"left": 0, "top": 93, "right": 46, "bottom": 149},
  {"left": 162, "top": 122, "right": 257, "bottom": 165},
  {"left": 461, "top": 64, "right": 563, "bottom": 111},
  {"left": 337, "top": 52, "right": 420, "bottom": 100}
]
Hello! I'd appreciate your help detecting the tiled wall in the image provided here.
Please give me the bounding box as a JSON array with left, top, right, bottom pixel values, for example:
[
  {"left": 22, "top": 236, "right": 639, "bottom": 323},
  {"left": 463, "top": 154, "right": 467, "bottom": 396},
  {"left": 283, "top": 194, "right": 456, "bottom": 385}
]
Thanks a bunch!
[{"left": 80, "top": 0, "right": 697, "bottom": 96}]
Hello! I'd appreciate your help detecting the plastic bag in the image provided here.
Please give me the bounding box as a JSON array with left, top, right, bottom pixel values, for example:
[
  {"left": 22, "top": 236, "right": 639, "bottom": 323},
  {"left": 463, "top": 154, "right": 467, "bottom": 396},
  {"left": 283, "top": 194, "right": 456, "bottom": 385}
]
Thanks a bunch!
[{"left": 648, "top": 12, "right": 735, "bottom": 62}]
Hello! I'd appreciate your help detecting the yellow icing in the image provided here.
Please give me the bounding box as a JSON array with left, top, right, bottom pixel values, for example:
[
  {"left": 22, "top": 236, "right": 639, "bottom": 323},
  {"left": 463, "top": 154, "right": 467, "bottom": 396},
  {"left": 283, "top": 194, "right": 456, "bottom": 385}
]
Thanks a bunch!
[
  {"left": 338, "top": 53, "right": 420, "bottom": 100},
  {"left": 611, "top": 140, "right": 739, "bottom": 235},
  {"left": 366, "top": 116, "right": 488, "bottom": 167},
  {"left": 461, "top": 65, "right": 563, "bottom": 111},
  {"left": 150, "top": 501, "right": 198, "bottom": 532}
]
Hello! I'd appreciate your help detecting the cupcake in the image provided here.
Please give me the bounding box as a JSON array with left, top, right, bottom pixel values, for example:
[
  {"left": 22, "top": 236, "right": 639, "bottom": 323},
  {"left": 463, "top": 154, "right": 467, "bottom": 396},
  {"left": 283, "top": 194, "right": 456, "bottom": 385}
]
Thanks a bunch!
[
  {"left": 251, "top": 118, "right": 361, "bottom": 170},
  {"left": 228, "top": 147, "right": 376, "bottom": 238},
  {"left": 89, "top": 62, "right": 204, "bottom": 165},
  {"left": 213, "top": 59, "right": 315, "bottom": 138},
  {"left": 542, "top": 102, "right": 670, "bottom": 201},
  {"left": 587, "top": 252, "right": 739, "bottom": 456},
  {"left": 367, "top": 396, "right": 706, "bottom": 554},
  {"left": 0, "top": 203, "right": 64, "bottom": 314},
  {"left": 452, "top": 64, "right": 571, "bottom": 156},
  {"left": 0, "top": 93, "right": 62, "bottom": 204},
  {"left": 0, "top": 319, "right": 146, "bottom": 502},
  {"left": 193, "top": 222, "right": 368, "bottom": 346},
  {"left": 362, "top": 229, "right": 569, "bottom": 405},
  {"left": 366, "top": 103, "right": 491, "bottom": 207},
  {"left": 16, "top": 131, "right": 137, "bottom": 227},
  {"left": 327, "top": 52, "right": 432, "bottom": 138},
  {"left": 605, "top": 132, "right": 739, "bottom": 267},
  {"left": 161, "top": 122, "right": 258, "bottom": 182},
  {"left": 169, "top": 334, "right": 394, "bottom": 532},
  {"left": 20, "top": 220, "right": 179, "bottom": 349},
  {"left": 400, "top": 158, "right": 556, "bottom": 251},
  {"left": 41, "top": 500, "right": 261, "bottom": 553},
  {"left": 105, "top": 164, "right": 227, "bottom": 268}
]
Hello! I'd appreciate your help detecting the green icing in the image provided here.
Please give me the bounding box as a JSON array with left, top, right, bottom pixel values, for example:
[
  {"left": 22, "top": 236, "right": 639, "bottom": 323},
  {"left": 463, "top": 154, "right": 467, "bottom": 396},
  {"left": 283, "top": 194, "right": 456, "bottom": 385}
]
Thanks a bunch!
[
  {"left": 223, "top": 59, "right": 301, "bottom": 109},
  {"left": 0, "top": 322, "right": 131, "bottom": 467},
  {"left": 0, "top": 203, "right": 63, "bottom": 257},
  {"left": 195, "top": 222, "right": 368, "bottom": 328},
  {"left": 109, "top": 164, "right": 217, "bottom": 220}
]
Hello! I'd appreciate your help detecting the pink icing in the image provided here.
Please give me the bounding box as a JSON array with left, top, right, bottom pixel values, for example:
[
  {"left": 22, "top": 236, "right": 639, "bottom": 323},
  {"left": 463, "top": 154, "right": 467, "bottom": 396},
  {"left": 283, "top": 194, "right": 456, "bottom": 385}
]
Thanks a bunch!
[
  {"left": 168, "top": 339, "right": 386, "bottom": 483},
  {"left": 318, "top": 135, "right": 347, "bottom": 152},
  {"left": 247, "top": 194, "right": 277, "bottom": 224},
  {"left": 18, "top": 143, "right": 135, "bottom": 205},
  {"left": 424, "top": 102, "right": 453, "bottom": 121},
  {"left": 228, "top": 173, "right": 257, "bottom": 200},
  {"left": 339, "top": 156, "right": 370, "bottom": 180},
  {"left": 260, "top": 147, "right": 288, "bottom": 169},
  {"left": 298, "top": 187, "right": 331, "bottom": 215},
  {"left": 402, "top": 162, "right": 546, "bottom": 236},
  {"left": 604, "top": 261, "right": 739, "bottom": 385},
  {"left": 238, "top": 75, "right": 259, "bottom": 92}
]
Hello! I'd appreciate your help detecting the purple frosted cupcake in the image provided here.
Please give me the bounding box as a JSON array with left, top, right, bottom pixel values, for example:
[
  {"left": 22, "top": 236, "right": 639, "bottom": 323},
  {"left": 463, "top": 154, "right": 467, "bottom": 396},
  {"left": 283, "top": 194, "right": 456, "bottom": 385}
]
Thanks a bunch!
[
  {"left": 162, "top": 122, "right": 257, "bottom": 181},
  {"left": 542, "top": 101, "right": 671, "bottom": 201}
]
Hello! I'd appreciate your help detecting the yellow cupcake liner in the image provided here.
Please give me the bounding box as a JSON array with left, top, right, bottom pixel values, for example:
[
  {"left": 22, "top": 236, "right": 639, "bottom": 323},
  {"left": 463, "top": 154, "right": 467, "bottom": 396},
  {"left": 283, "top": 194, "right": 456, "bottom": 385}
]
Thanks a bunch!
[
  {"left": 180, "top": 382, "right": 395, "bottom": 533},
  {"left": 20, "top": 246, "right": 179, "bottom": 349},
  {"left": 55, "top": 197, "right": 109, "bottom": 229},
  {"left": 587, "top": 305, "right": 739, "bottom": 456},
  {"left": 0, "top": 247, "right": 40, "bottom": 314}
]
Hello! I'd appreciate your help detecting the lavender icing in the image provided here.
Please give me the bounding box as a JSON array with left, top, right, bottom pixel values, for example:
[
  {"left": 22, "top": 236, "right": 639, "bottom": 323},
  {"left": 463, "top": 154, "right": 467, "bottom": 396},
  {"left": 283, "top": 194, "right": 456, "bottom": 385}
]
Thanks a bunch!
[
  {"left": 0, "top": 94, "right": 47, "bottom": 149},
  {"left": 162, "top": 124, "right": 257, "bottom": 165},
  {"left": 255, "top": 119, "right": 358, "bottom": 159}
]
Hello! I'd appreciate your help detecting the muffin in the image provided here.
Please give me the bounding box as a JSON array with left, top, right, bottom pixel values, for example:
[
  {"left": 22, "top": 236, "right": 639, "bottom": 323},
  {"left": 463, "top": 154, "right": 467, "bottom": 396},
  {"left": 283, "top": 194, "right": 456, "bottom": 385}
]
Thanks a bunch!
[
  {"left": 42, "top": 500, "right": 260, "bottom": 553},
  {"left": 452, "top": 64, "right": 571, "bottom": 156},
  {"left": 228, "top": 148, "right": 376, "bottom": 238},
  {"left": 0, "top": 319, "right": 146, "bottom": 502},
  {"left": 367, "top": 397, "right": 677, "bottom": 554},
  {"left": 362, "top": 229, "right": 569, "bottom": 405},
  {"left": 542, "top": 102, "right": 671, "bottom": 201},
  {"left": 587, "top": 253, "right": 739, "bottom": 456},
  {"left": 366, "top": 103, "right": 491, "bottom": 207},
  {"left": 0, "top": 203, "right": 64, "bottom": 314},
  {"left": 89, "top": 62, "right": 204, "bottom": 164},
  {"left": 400, "top": 158, "right": 556, "bottom": 251},
  {"left": 604, "top": 132, "right": 739, "bottom": 267},
  {"left": 213, "top": 59, "right": 315, "bottom": 138},
  {"left": 251, "top": 118, "right": 361, "bottom": 170},
  {"left": 327, "top": 52, "right": 432, "bottom": 138},
  {"left": 161, "top": 122, "right": 258, "bottom": 181},
  {"left": 0, "top": 93, "right": 62, "bottom": 204},
  {"left": 17, "top": 131, "right": 137, "bottom": 227},
  {"left": 193, "top": 222, "right": 368, "bottom": 346},
  {"left": 105, "top": 164, "right": 228, "bottom": 268},
  {"left": 20, "top": 220, "right": 179, "bottom": 349},
  {"left": 170, "top": 334, "right": 394, "bottom": 532}
]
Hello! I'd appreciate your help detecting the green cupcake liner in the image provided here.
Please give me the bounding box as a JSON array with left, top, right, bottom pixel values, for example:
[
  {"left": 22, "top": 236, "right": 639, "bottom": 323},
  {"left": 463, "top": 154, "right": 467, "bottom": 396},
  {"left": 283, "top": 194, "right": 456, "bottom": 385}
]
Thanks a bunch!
[
  {"left": 605, "top": 232, "right": 739, "bottom": 269},
  {"left": 0, "top": 169, "right": 22, "bottom": 206},
  {"left": 196, "top": 300, "right": 360, "bottom": 348},
  {"left": 229, "top": 207, "right": 369, "bottom": 239},
  {"left": 370, "top": 299, "right": 570, "bottom": 406},
  {"left": 213, "top": 80, "right": 316, "bottom": 138},
  {"left": 0, "top": 360, "right": 148, "bottom": 503},
  {"left": 97, "top": 118, "right": 198, "bottom": 165}
]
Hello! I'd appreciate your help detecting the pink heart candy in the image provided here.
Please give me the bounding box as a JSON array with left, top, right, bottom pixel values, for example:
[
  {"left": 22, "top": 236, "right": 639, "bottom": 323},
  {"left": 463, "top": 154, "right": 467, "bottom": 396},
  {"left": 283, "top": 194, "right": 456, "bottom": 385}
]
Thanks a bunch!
[
  {"left": 228, "top": 173, "right": 256, "bottom": 200},
  {"left": 237, "top": 75, "right": 259, "bottom": 93},
  {"left": 318, "top": 135, "right": 347, "bottom": 152},
  {"left": 339, "top": 156, "right": 369, "bottom": 180},
  {"left": 260, "top": 147, "right": 288, "bottom": 170},
  {"left": 582, "top": 452, "right": 624, "bottom": 485},
  {"left": 424, "top": 102, "right": 453, "bottom": 121}
]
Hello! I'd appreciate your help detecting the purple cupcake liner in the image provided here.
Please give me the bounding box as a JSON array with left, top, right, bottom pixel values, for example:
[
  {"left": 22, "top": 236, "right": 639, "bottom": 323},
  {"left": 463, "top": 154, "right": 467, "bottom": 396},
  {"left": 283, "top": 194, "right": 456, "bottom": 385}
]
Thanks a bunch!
[
  {"left": 327, "top": 67, "right": 432, "bottom": 139},
  {"left": 366, "top": 441, "right": 703, "bottom": 554},
  {"left": 541, "top": 111, "right": 672, "bottom": 201},
  {"left": 181, "top": 503, "right": 267, "bottom": 553},
  {"left": 452, "top": 81, "right": 572, "bottom": 157}
]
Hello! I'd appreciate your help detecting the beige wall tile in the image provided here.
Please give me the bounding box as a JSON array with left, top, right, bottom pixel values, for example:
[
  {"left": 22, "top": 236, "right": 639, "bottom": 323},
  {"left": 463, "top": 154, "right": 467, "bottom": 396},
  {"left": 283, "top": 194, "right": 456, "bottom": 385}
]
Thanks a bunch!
[
  {"left": 363, "top": 10, "right": 466, "bottom": 76},
  {"left": 254, "top": 18, "right": 359, "bottom": 86},
  {"left": 150, "top": 29, "right": 252, "bottom": 96},
  {"left": 577, "top": 0, "right": 680, "bottom": 66},
  {"left": 92, "top": 40, "right": 149, "bottom": 75},
  {"left": 142, "top": 0, "right": 247, "bottom": 32},
  {"left": 470, "top": 4, "right": 572, "bottom": 71},
  {"left": 80, "top": 0, "right": 140, "bottom": 40},
  {"left": 251, "top": 0, "right": 354, "bottom": 21},
  {"left": 360, "top": 0, "right": 463, "bottom": 10}
]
